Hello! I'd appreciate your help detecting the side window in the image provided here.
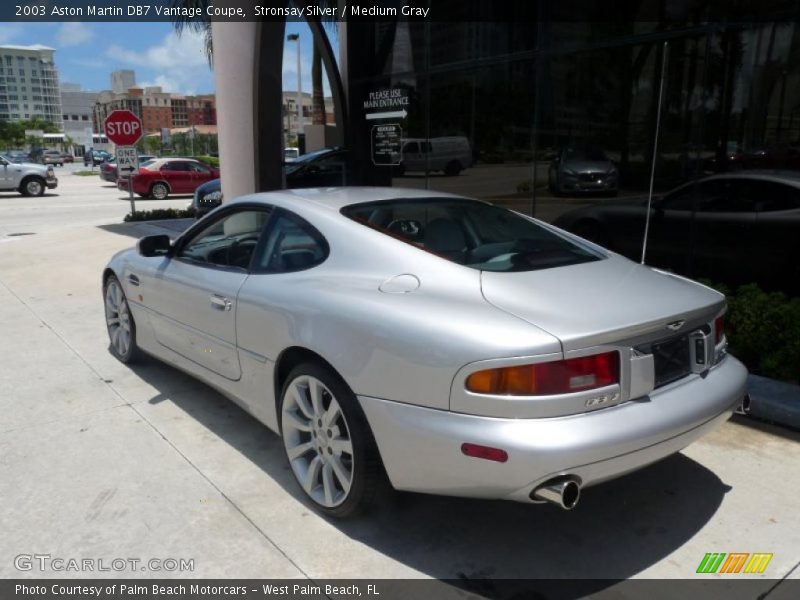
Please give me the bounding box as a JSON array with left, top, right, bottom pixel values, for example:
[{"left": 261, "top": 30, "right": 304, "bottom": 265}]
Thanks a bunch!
[
  {"left": 403, "top": 142, "right": 419, "bottom": 153},
  {"left": 164, "top": 162, "right": 190, "bottom": 172},
  {"left": 755, "top": 181, "right": 800, "bottom": 211},
  {"left": 661, "top": 181, "right": 719, "bottom": 211},
  {"left": 191, "top": 162, "right": 212, "bottom": 173},
  {"left": 178, "top": 209, "right": 271, "bottom": 269},
  {"left": 255, "top": 211, "right": 328, "bottom": 273}
]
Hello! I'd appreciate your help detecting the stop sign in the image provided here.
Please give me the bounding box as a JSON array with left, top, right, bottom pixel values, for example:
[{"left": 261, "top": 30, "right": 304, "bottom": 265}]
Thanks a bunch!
[{"left": 104, "top": 109, "right": 143, "bottom": 146}]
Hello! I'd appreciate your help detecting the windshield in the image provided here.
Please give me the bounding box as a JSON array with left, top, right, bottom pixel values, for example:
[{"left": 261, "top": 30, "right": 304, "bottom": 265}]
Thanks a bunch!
[{"left": 342, "top": 198, "right": 603, "bottom": 272}]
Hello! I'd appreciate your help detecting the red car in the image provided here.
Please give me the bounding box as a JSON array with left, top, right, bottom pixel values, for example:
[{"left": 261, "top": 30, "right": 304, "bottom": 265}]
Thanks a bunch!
[{"left": 118, "top": 158, "right": 219, "bottom": 200}]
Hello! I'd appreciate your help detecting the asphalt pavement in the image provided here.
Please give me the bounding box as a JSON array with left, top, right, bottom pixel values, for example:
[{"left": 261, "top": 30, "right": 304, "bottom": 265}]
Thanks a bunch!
[{"left": 0, "top": 171, "right": 799, "bottom": 590}]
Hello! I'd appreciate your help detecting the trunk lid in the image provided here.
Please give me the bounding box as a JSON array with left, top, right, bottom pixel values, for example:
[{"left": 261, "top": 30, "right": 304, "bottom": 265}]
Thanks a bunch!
[{"left": 480, "top": 255, "right": 724, "bottom": 351}]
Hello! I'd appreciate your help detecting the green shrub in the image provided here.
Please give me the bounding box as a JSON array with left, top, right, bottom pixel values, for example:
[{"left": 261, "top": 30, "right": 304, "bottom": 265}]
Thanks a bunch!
[
  {"left": 72, "top": 170, "right": 97, "bottom": 176},
  {"left": 702, "top": 281, "right": 800, "bottom": 382},
  {"left": 124, "top": 208, "right": 195, "bottom": 222},
  {"left": 194, "top": 155, "right": 219, "bottom": 168}
]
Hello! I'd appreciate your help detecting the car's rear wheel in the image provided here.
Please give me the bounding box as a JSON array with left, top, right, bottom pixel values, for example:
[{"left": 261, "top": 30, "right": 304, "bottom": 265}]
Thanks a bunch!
[
  {"left": 150, "top": 182, "right": 169, "bottom": 200},
  {"left": 444, "top": 160, "right": 462, "bottom": 176},
  {"left": 280, "top": 362, "right": 381, "bottom": 518},
  {"left": 104, "top": 274, "right": 141, "bottom": 363},
  {"left": 20, "top": 176, "right": 45, "bottom": 197}
]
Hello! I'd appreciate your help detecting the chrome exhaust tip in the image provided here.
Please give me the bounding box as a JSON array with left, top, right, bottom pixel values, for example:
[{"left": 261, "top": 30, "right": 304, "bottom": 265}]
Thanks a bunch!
[
  {"left": 735, "top": 393, "right": 751, "bottom": 415},
  {"left": 531, "top": 477, "right": 581, "bottom": 510}
]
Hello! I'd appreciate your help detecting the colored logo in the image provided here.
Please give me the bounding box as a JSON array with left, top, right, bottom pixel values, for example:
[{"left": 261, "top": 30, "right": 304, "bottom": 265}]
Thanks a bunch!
[{"left": 696, "top": 552, "right": 773, "bottom": 574}]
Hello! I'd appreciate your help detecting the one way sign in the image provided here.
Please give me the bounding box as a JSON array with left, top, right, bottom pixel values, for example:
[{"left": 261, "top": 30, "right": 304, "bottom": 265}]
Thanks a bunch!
[{"left": 116, "top": 146, "right": 139, "bottom": 176}]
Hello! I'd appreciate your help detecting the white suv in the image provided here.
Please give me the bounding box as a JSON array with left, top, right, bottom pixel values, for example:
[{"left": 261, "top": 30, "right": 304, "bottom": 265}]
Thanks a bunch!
[{"left": 0, "top": 154, "right": 58, "bottom": 196}]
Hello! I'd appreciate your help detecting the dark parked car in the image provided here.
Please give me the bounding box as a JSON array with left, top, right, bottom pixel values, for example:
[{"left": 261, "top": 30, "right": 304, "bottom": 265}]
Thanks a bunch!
[
  {"left": 187, "top": 148, "right": 348, "bottom": 217},
  {"left": 285, "top": 147, "right": 347, "bottom": 188},
  {"left": 553, "top": 171, "right": 800, "bottom": 294},
  {"left": 548, "top": 146, "right": 619, "bottom": 196},
  {"left": 100, "top": 155, "right": 156, "bottom": 183},
  {"left": 191, "top": 178, "right": 222, "bottom": 218},
  {"left": 84, "top": 149, "right": 111, "bottom": 166}
]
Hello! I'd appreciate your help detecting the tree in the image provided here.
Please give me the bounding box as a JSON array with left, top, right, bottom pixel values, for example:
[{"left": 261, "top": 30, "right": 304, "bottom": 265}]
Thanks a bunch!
[
  {"left": 61, "top": 135, "right": 74, "bottom": 153},
  {"left": 146, "top": 135, "right": 161, "bottom": 156},
  {"left": 169, "top": 1, "right": 336, "bottom": 128}
]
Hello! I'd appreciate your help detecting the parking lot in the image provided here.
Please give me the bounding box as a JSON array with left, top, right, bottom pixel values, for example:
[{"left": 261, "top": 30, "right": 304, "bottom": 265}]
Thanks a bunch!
[{"left": 1, "top": 171, "right": 799, "bottom": 591}]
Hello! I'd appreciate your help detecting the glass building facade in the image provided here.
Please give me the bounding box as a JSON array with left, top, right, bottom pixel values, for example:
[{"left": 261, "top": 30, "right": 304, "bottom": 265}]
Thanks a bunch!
[{"left": 330, "top": 4, "right": 800, "bottom": 301}]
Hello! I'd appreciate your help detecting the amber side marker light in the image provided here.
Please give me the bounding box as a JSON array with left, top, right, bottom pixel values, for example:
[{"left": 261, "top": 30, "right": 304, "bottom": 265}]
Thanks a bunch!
[
  {"left": 466, "top": 351, "right": 619, "bottom": 396},
  {"left": 461, "top": 443, "right": 509, "bottom": 463}
]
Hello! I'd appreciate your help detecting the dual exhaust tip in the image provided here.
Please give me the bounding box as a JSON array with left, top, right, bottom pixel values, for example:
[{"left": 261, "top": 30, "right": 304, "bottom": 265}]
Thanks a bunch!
[{"left": 530, "top": 476, "right": 581, "bottom": 510}]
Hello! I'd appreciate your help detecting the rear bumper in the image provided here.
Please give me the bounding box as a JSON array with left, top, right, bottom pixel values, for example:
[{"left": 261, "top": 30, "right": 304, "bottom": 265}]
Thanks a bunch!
[{"left": 359, "top": 355, "right": 747, "bottom": 502}]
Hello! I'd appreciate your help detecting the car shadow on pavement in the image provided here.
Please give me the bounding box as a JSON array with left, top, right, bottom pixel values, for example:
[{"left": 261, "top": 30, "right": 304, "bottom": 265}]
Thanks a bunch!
[{"left": 127, "top": 358, "right": 729, "bottom": 592}]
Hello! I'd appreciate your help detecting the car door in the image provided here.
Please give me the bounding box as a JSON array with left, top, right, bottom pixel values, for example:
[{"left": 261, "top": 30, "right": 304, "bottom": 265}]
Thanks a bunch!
[
  {"left": 141, "top": 206, "right": 273, "bottom": 380},
  {"left": 0, "top": 157, "right": 15, "bottom": 189},
  {"left": 752, "top": 179, "right": 800, "bottom": 292},
  {"left": 188, "top": 161, "right": 215, "bottom": 191},
  {"left": 161, "top": 161, "right": 193, "bottom": 194}
]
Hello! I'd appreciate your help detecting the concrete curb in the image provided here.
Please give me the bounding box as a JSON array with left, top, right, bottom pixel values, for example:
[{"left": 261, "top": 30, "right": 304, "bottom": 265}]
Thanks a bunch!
[{"left": 746, "top": 374, "right": 800, "bottom": 430}]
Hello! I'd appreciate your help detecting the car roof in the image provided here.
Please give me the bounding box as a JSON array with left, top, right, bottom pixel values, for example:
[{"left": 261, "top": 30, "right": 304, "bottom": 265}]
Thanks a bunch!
[
  {"left": 229, "top": 186, "right": 472, "bottom": 212},
  {"left": 702, "top": 169, "right": 800, "bottom": 186}
]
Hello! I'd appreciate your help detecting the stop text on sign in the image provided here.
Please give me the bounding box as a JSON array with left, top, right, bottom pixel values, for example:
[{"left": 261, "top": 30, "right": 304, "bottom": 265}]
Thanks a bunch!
[{"left": 106, "top": 121, "right": 141, "bottom": 136}]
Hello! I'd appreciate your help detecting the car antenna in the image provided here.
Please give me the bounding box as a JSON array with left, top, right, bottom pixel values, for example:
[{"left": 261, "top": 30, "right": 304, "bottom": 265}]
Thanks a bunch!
[{"left": 641, "top": 41, "right": 669, "bottom": 264}]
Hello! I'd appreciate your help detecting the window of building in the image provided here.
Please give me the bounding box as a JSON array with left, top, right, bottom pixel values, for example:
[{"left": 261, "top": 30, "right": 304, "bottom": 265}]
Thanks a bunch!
[{"left": 81, "top": 115, "right": 88, "bottom": 121}]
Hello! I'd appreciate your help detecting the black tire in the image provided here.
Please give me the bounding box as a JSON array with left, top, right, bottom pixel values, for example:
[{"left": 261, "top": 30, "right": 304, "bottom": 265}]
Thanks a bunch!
[
  {"left": 279, "top": 361, "right": 382, "bottom": 518},
  {"left": 150, "top": 182, "right": 169, "bottom": 200},
  {"left": 20, "top": 176, "right": 46, "bottom": 197},
  {"left": 103, "top": 274, "right": 142, "bottom": 364},
  {"left": 444, "top": 160, "right": 462, "bottom": 176}
]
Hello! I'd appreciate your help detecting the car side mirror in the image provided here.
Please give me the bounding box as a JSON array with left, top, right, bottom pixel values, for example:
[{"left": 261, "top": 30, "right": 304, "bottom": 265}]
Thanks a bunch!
[{"left": 137, "top": 234, "right": 172, "bottom": 257}]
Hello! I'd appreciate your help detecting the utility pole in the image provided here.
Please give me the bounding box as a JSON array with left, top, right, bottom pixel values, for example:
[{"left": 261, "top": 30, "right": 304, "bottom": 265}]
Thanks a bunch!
[{"left": 287, "top": 33, "right": 302, "bottom": 137}]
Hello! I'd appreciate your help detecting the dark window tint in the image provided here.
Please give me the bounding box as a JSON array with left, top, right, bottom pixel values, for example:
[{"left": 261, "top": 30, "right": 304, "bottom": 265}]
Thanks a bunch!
[
  {"left": 163, "top": 161, "right": 192, "bottom": 172},
  {"left": 255, "top": 211, "right": 328, "bottom": 273},
  {"left": 342, "top": 198, "right": 602, "bottom": 272},
  {"left": 753, "top": 180, "right": 800, "bottom": 211}
]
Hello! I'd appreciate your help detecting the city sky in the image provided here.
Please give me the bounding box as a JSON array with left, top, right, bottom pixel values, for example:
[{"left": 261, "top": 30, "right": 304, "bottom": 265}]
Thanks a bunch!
[{"left": 0, "top": 20, "right": 335, "bottom": 96}]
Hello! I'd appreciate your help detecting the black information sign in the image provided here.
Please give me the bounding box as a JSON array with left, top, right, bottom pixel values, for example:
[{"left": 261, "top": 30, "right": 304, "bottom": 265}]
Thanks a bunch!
[{"left": 371, "top": 124, "right": 402, "bottom": 166}]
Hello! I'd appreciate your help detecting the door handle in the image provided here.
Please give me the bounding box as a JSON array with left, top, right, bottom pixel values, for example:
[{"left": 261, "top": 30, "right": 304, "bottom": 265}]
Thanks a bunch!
[{"left": 210, "top": 295, "right": 232, "bottom": 311}]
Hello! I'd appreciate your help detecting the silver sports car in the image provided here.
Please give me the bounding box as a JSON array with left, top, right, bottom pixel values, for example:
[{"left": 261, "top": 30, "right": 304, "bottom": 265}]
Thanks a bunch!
[{"left": 103, "top": 187, "right": 747, "bottom": 517}]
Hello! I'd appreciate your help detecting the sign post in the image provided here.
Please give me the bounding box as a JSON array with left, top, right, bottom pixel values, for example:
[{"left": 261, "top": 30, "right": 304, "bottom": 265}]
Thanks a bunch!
[{"left": 104, "top": 109, "right": 143, "bottom": 217}]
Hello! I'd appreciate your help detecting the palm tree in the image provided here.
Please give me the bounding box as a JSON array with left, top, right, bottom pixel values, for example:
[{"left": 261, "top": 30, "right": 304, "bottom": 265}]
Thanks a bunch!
[
  {"left": 169, "top": 0, "right": 213, "bottom": 64},
  {"left": 169, "top": 0, "right": 335, "bottom": 125}
]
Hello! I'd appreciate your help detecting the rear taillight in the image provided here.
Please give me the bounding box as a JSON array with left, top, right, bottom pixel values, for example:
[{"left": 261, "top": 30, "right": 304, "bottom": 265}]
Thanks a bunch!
[
  {"left": 466, "top": 351, "right": 619, "bottom": 396},
  {"left": 715, "top": 316, "right": 725, "bottom": 345}
]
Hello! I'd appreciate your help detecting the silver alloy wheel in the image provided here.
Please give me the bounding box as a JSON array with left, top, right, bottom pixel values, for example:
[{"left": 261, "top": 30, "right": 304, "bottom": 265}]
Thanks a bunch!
[
  {"left": 151, "top": 183, "right": 168, "bottom": 199},
  {"left": 282, "top": 375, "right": 354, "bottom": 508},
  {"left": 105, "top": 279, "right": 131, "bottom": 357},
  {"left": 26, "top": 179, "right": 43, "bottom": 196}
]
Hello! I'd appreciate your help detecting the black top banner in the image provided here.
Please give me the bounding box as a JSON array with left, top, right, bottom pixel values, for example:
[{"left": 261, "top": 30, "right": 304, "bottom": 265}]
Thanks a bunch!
[{"left": 4, "top": 0, "right": 800, "bottom": 23}]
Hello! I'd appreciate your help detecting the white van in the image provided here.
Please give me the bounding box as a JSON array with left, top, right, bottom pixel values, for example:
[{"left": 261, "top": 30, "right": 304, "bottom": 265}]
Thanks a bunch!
[{"left": 400, "top": 136, "right": 473, "bottom": 176}]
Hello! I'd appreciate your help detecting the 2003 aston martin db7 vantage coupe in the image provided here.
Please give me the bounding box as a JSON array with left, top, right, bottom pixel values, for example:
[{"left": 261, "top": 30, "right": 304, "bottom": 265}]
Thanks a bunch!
[{"left": 103, "top": 187, "right": 747, "bottom": 516}]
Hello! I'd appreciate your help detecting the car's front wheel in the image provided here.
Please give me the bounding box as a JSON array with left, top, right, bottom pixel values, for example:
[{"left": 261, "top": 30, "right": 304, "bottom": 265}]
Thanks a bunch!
[
  {"left": 280, "top": 362, "right": 381, "bottom": 518},
  {"left": 150, "top": 182, "right": 169, "bottom": 200},
  {"left": 20, "top": 176, "right": 46, "bottom": 197},
  {"left": 104, "top": 274, "right": 141, "bottom": 363}
]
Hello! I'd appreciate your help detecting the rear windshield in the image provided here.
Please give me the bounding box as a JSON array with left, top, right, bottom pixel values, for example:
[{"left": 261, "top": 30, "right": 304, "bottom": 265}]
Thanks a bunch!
[{"left": 341, "top": 198, "right": 603, "bottom": 272}]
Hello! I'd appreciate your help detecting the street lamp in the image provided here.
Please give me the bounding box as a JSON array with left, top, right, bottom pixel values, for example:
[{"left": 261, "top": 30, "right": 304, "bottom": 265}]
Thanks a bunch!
[{"left": 287, "top": 33, "right": 302, "bottom": 137}]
